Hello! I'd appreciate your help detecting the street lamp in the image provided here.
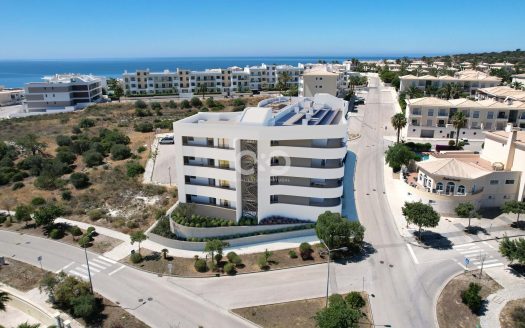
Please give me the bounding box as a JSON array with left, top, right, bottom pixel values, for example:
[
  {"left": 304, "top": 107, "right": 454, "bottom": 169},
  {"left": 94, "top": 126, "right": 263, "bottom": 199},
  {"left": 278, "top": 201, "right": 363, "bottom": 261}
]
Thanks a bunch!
[
  {"left": 83, "top": 230, "right": 95, "bottom": 294},
  {"left": 319, "top": 239, "right": 348, "bottom": 308}
]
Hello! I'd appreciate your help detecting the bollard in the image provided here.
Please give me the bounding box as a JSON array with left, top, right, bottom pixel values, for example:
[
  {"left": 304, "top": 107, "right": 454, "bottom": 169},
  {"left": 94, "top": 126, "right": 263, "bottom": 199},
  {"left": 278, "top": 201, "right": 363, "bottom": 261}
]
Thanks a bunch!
[
  {"left": 53, "top": 312, "right": 63, "bottom": 328},
  {"left": 0, "top": 256, "right": 5, "bottom": 266}
]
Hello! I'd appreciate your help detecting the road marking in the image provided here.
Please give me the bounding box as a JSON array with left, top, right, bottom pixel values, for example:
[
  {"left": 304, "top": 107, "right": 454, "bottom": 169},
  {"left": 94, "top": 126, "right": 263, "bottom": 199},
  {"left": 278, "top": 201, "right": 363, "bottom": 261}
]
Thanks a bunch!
[
  {"left": 91, "top": 258, "right": 112, "bottom": 267},
  {"left": 88, "top": 261, "right": 109, "bottom": 270},
  {"left": 477, "top": 263, "right": 503, "bottom": 269},
  {"left": 471, "top": 259, "right": 499, "bottom": 265},
  {"left": 459, "top": 249, "right": 483, "bottom": 255},
  {"left": 406, "top": 243, "right": 419, "bottom": 264},
  {"left": 69, "top": 270, "right": 88, "bottom": 280},
  {"left": 97, "top": 256, "right": 117, "bottom": 264},
  {"left": 81, "top": 264, "right": 100, "bottom": 273},
  {"left": 56, "top": 261, "right": 75, "bottom": 273},
  {"left": 108, "top": 265, "right": 126, "bottom": 276},
  {"left": 453, "top": 259, "right": 467, "bottom": 270},
  {"left": 74, "top": 267, "right": 89, "bottom": 274}
]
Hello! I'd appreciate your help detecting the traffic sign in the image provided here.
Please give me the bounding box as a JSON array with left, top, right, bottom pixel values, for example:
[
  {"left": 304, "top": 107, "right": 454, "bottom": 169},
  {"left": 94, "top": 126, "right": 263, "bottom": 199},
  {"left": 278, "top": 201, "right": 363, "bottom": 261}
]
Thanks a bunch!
[{"left": 464, "top": 257, "right": 470, "bottom": 266}]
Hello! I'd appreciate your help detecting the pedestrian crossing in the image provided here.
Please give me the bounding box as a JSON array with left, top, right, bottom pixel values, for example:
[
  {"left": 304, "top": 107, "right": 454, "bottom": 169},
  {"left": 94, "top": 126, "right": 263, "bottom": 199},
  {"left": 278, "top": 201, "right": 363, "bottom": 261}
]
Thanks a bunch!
[
  {"left": 66, "top": 256, "right": 117, "bottom": 280},
  {"left": 453, "top": 243, "right": 504, "bottom": 269}
]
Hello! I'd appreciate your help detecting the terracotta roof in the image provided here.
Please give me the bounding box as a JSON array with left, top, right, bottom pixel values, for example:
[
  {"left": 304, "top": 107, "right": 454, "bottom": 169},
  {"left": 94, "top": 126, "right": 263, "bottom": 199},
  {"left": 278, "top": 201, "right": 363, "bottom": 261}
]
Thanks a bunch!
[
  {"left": 418, "top": 158, "right": 490, "bottom": 179},
  {"left": 478, "top": 86, "right": 525, "bottom": 101},
  {"left": 407, "top": 97, "right": 525, "bottom": 109}
]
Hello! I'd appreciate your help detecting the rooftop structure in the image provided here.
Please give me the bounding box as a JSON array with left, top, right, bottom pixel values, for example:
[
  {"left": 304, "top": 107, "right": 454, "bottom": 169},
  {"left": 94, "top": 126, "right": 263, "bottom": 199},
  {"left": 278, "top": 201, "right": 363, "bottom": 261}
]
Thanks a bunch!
[{"left": 477, "top": 86, "right": 525, "bottom": 102}]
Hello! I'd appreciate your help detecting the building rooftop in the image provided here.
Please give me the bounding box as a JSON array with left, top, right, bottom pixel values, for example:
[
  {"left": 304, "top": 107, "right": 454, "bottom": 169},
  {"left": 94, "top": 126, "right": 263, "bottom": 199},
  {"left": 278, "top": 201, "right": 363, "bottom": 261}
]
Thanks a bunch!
[
  {"left": 407, "top": 96, "right": 525, "bottom": 109},
  {"left": 39, "top": 74, "right": 101, "bottom": 84},
  {"left": 400, "top": 70, "right": 500, "bottom": 82},
  {"left": 303, "top": 69, "right": 339, "bottom": 76},
  {"left": 417, "top": 157, "right": 491, "bottom": 179},
  {"left": 484, "top": 130, "right": 525, "bottom": 147},
  {"left": 478, "top": 86, "right": 525, "bottom": 101}
]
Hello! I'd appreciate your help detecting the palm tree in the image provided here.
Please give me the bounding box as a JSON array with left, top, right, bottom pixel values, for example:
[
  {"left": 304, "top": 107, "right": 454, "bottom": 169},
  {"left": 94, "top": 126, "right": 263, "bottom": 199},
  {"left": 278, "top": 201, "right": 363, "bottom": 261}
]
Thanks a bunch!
[
  {"left": 277, "top": 72, "right": 292, "bottom": 91},
  {"left": 0, "top": 291, "right": 10, "bottom": 311},
  {"left": 407, "top": 86, "right": 423, "bottom": 99},
  {"left": 391, "top": 113, "right": 407, "bottom": 143},
  {"left": 451, "top": 111, "right": 467, "bottom": 147}
]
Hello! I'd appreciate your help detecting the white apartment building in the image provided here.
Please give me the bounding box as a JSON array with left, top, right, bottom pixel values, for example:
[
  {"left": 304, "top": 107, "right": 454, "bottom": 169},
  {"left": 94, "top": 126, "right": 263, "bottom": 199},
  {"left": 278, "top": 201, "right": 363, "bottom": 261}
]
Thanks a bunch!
[
  {"left": 404, "top": 97, "right": 525, "bottom": 139},
  {"left": 0, "top": 87, "right": 23, "bottom": 106},
  {"left": 405, "top": 125, "right": 525, "bottom": 214},
  {"left": 172, "top": 94, "right": 349, "bottom": 222},
  {"left": 299, "top": 69, "right": 341, "bottom": 97},
  {"left": 399, "top": 70, "right": 501, "bottom": 95},
  {"left": 24, "top": 74, "right": 104, "bottom": 112}
]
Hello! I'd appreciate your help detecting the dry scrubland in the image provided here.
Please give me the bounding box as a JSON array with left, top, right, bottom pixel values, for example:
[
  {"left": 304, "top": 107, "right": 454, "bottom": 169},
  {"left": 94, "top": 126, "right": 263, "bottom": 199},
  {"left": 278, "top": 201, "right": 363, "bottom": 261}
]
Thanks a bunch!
[{"left": 0, "top": 96, "right": 268, "bottom": 233}]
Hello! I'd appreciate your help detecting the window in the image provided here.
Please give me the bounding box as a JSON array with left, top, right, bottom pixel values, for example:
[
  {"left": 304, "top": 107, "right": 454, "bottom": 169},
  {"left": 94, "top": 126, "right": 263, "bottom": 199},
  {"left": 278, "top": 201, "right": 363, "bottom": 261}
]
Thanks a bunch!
[
  {"left": 427, "top": 109, "right": 434, "bottom": 116},
  {"left": 490, "top": 180, "right": 499, "bottom": 185},
  {"left": 436, "top": 182, "right": 444, "bottom": 192},
  {"left": 457, "top": 185, "right": 466, "bottom": 195},
  {"left": 473, "top": 111, "right": 480, "bottom": 118},
  {"left": 505, "top": 179, "right": 515, "bottom": 184},
  {"left": 445, "top": 182, "right": 455, "bottom": 194}
]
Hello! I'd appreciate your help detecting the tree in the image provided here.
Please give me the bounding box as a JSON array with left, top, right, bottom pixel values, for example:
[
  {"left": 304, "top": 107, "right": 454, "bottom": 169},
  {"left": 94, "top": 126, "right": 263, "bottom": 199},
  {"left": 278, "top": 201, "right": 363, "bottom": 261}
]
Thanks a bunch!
[
  {"left": 198, "top": 84, "right": 208, "bottom": 99},
  {"left": 502, "top": 200, "right": 525, "bottom": 227},
  {"left": 135, "top": 100, "right": 147, "bottom": 109},
  {"left": 180, "top": 99, "right": 191, "bottom": 109},
  {"left": 314, "top": 294, "right": 362, "bottom": 328},
  {"left": 78, "top": 118, "right": 95, "bottom": 128},
  {"left": 391, "top": 113, "right": 407, "bottom": 143},
  {"left": 130, "top": 230, "right": 147, "bottom": 254},
  {"left": 17, "top": 134, "right": 47, "bottom": 156},
  {"left": 69, "top": 172, "right": 90, "bottom": 189},
  {"left": 451, "top": 111, "right": 467, "bottom": 147},
  {"left": 454, "top": 202, "right": 478, "bottom": 230},
  {"left": 190, "top": 97, "right": 202, "bottom": 107},
  {"left": 107, "top": 78, "right": 124, "bottom": 99},
  {"left": 402, "top": 202, "right": 440, "bottom": 240},
  {"left": 499, "top": 236, "right": 525, "bottom": 265},
  {"left": 385, "top": 143, "right": 416, "bottom": 172},
  {"left": 82, "top": 151, "right": 104, "bottom": 167},
  {"left": 33, "top": 203, "right": 62, "bottom": 228},
  {"left": 277, "top": 72, "right": 292, "bottom": 91},
  {"left": 0, "top": 291, "right": 10, "bottom": 312},
  {"left": 17, "top": 323, "right": 41, "bottom": 328},
  {"left": 71, "top": 293, "right": 98, "bottom": 319},
  {"left": 161, "top": 248, "right": 169, "bottom": 260},
  {"left": 125, "top": 161, "right": 145, "bottom": 177},
  {"left": 461, "top": 282, "right": 482, "bottom": 313},
  {"left": 511, "top": 81, "right": 524, "bottom": 90},
  {"left": 110, "top": 144, "right": 131, "bottom": 160},
  {"left": 315, "top": 211, "right": 365, "bottom": 252},
  {"left": 204, "top": 239, "right": 229, "bottom": 266},
  {"left": 14, "top": 204, "right": 33, "bottom": 227}
]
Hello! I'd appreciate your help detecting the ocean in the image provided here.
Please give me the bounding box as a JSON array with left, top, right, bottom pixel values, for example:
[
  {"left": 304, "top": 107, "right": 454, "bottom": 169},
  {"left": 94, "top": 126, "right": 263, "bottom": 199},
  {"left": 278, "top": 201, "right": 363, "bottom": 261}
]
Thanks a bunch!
[{"left": 0, "top": 56, "right": 394, "bottom": 88}]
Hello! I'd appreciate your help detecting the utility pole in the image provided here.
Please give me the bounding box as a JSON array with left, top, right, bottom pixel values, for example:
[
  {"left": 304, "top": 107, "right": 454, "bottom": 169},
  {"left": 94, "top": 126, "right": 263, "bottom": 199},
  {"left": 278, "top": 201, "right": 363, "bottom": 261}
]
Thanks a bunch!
[
  {"left": 479, "top": 252, "right": 486, "bottom": 279},
  {"left": 320, "top": 239, "right": 348, "bottom": 308},
  {"left": 84, "top": 231, "right": 95, "bottom": 294},
  {"left": 168, "top": 166, "right": 172, "bottom": 186}
]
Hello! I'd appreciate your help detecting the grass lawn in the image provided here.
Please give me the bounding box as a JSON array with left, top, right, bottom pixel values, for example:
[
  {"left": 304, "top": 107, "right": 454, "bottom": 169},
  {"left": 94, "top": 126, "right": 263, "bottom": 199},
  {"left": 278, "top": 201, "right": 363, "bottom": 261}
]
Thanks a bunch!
[
  {"left": 233, "top": 292, "right": 373, "bottom": 328},
  {"left": 500, "top": 298, "right": 525, "bottom": 328},
  {"left": 0, "top": 219, "right": 122, "bottom": 254},
  {"left": 437, "top": 270, "right": 502, "bottom": 328},
  {"left": 124, "top": 244, "right": 328, "bottom": 277}
]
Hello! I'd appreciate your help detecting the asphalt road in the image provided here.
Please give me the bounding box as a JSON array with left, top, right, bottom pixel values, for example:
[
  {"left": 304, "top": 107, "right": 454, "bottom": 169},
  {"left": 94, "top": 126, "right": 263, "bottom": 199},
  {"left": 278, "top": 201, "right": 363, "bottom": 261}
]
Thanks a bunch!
[{"left": 0, "top": 77, "right": 480, "bottom": 328}]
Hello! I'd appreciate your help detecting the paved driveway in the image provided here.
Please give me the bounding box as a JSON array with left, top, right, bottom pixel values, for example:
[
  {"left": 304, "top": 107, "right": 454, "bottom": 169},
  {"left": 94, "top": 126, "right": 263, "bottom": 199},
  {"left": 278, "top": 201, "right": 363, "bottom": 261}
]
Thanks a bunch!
[{"left": 151, "top": 141, "right": 176, "bottom": 186}]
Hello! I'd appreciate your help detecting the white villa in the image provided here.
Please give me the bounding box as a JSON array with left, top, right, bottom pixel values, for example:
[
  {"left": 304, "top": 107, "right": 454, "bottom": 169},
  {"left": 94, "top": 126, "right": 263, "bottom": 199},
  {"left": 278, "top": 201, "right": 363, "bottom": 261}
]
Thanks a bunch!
[{"left": 172, "top": 94, "right": 349, "bottom": 222}]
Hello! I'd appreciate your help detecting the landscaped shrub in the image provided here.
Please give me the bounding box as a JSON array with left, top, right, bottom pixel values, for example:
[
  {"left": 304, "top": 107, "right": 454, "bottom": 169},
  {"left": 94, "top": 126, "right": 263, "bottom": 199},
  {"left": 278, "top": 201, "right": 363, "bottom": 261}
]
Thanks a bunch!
[
  {"left": 86, "top": 226, "right": 96, "bottom": 235},
  {"left": 11, "top": 171, "right": 28, "bottom": 182},
  {"left": 232, "top": 255, "right": 242, "bottom": 266},
  {"left": 167, "top": 100, "right": 177, "bottom": 109},
  {"left": 56, "top": 151, "right": 77, "bottom": 165},
  {"left": 299, "top": 242, "right": 313, "bottom": 260},
  {"left": 224, "top": 262, "right": 235, "bottom": 275},
  {"left": 461, "top": 282, "right": 482, "bottom": 313},
  {"left": 49, "top": 228, "right": 63, "bottom": 239},
  {"left": 135, "top": 100, "right": 147, "bottom": 109},
  {"left": 511, "top": 306, "right": 525, "bottom": 327},
  {"left": 190, "top": 97, "right": 202, "bottom": 107},
  {"left": 134, "top": 122, "right": 154, "bottom": 133},
  {"left": 34, "top": 174, "right": 63, "bottom": 190},
  {"left": 56, "top": 135, "right": 72, "bottom": 147},
  {"left": 257, "top": 254, "right": 269, "bottom": 270},
  {"left": 137, "top": 146, "right": 147, "bottom": 153},
  {"left": 61, "top": 190, "right": 72, "bottom": 201},
  {"left": 70, "top": 172, "right": 90, "bottom": 189},
  {"left": 180, "top": 100, "right": 191, "bottom": 109},
  {"left": 78, "top": 235, "right": 90, "bottom": 248},
  {"left": 126, "top": 161, "right": 145, "bottom": 177},
  {"left": 345, "top": 292, "right": 366, "bottom": 309},
  {"left": 69, "top": 225, "right": 83, "bottom": 237},
  {"left": 130, "top": 252, "right": 143, "bottom": 264},
  {"left": 226, "top": 251, "right": 238, "bottom": 263},
  {"left": 72, "top": 126, "right": 82, "bottom": 134},
  {"left": 289, "top": 250, "right": 298, "bottom": 259},
  {"left": 194, "top": 259, "right": 208, "bottom": 272},
  {"left": 79, "top": 118, "right": 96, "bottom": 128},
  {"left": 31, "top": 197, "right": 46, "bottom": 206},
  {"left": 12, "top": 182, "right": 24, "bottom": 190},
  {"left": 110, "top": 144, "right": 131, "bottom": 160},
  {"left": 87, "top": 209, "right": 105, "bottom": 221}
]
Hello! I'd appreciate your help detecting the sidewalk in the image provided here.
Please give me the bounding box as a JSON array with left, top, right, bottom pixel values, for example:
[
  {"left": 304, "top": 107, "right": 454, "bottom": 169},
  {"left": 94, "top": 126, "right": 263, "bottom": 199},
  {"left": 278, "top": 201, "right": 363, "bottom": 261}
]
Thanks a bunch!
[
  {"left": 480, "top": 266, "right": 525, "bottom": 328},
  {"left": 55, "top": 217, "right": 319, "bottom": 260}
]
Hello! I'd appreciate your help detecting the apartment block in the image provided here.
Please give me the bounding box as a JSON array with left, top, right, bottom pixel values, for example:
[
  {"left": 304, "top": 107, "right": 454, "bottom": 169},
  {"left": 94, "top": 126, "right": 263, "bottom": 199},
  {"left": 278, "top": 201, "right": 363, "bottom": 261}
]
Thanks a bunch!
[
  {"left": 24, "top": 74, "right": 103, "bottom": 112},
  {"left": 0, "top": 87, "right": 23, "bottom": 106},
  {"left": 404, "top": 97, "right": 525, "bottom": 139},
  {"left": 172, "top": 94, "right": 349, "bottom": 222},
  {"left": 299, "top": 69, "right": 341, "bottom": 97}
]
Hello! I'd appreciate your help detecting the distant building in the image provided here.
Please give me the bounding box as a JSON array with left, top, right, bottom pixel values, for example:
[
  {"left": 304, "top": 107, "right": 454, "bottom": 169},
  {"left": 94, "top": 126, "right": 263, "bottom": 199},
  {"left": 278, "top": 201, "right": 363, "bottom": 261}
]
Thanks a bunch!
[
  {"left": 0, "top": 87, "right": 23, "bottom": 106},
  {"left": 404, "top": 125, "right": 525, "bottom": 214},
  {"left": 399, "top": 70, "right": 501, "bottom": 95},
  {"left": 172, "top": 94, "right": 349, "bottom": 222},
  {"left": 24, "top": 74, "right": 104, "bottom": 112},
  {"left": 404, "top": 97, "right": 525, "bottom": 139},
  {"left": 512, "top": 73, "right": 525, "bottom": 85},
  {"left": 299, "top": 69, "right": 341, "bottom": 97},
  {"left": 476, "top": 86, "right": 525, "bottom": 102}
]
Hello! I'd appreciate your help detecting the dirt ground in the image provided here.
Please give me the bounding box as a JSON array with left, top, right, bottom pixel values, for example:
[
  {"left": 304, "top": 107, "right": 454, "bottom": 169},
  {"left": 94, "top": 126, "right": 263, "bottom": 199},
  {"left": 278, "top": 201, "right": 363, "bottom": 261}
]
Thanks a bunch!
[
  {"left": 233, "top": 292, "right": 373, "bottom": 328},
  {"left": 0, "top": 258, "right": 46, "bottom": 291},
  {"left": 0, "top": 220, "right": 122, "bottom": 254},
  {"left": 437, "top": 271, "right": 503, "bottom": 328},
  {"left": 124, "top": 244, "right": 327, "bottom": 277},
  {"left": 500, "top": 298, "right": 525, "bottom": 328}
]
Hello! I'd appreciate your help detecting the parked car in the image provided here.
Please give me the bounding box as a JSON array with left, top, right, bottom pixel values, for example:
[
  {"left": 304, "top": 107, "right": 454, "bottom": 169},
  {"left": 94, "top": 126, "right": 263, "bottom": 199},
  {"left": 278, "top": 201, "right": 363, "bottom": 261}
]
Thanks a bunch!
[
  {"left": 159, "top": 136, "right": 174, "bottom": 144},
  {"left": 354, "top": 97, "right": 365, "bottom": 105}
]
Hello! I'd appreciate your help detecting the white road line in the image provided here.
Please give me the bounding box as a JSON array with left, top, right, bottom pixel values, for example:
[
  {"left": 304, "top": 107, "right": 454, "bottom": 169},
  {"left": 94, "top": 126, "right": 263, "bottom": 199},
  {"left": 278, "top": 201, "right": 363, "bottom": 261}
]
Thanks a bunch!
[
  {"left": 81, "top": 264, "right": 100, "bottom": 273},
  {"left": 69, "top": 270, "right": 88, "bottom": 280},
  {"left": 73, "top": 267, "right": 89, "bottom": 275},
  {"left": 482, "top": 241, "right": 495, "bottom": 249},
  {"left": 470, "top": 259, "right": 499, "bottom": 265},
  {"left": 459, "top": 249, "right": 483, "bottom": 255},
  {"left": 406, "top": 243, "right": 419, "bottom": 264},
  {"left": 56, "top": 261, "right": 75, "bottom": 273},
  {"left": 453, "top": 243, "right": 476, "bottom": 249},
  {"left": 108, "top": 265, "right": 126, "bottom": 276},
  {"left": 453, "top": 259, "right": 467, "bottom": 270},
  {"left": 97, "top": 256, "right": 117, "bottom": 264},
  {"left": 91, "top": 258, "right": 111, "bottom": 267},
  {"left": 477, "top": 263, "right": 504, "bottom": 269},
  {"left": 88, "top": 261, "right": 109, "bottom": 270}
]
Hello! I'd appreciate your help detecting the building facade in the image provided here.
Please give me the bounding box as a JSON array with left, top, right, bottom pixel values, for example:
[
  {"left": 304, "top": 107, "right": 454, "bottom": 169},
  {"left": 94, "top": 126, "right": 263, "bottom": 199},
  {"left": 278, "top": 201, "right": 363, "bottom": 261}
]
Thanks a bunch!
[
  {"left": 476, "top": 86, "right": 525, "bottom": 102},
  {"left": 24, "top": 74, "right": 103, "bottom": 112},
  {"left": 0, "top": 87, "right": 23, "bottom": 106},
  {"left": 172, "top": 94, "right": 349, "bottom": 222},
  {"left": 404, "top": 97, "right": 525, "bottom": 139},
  {"left": 299, "top": 69, "right": 341, "bottom": 97}
]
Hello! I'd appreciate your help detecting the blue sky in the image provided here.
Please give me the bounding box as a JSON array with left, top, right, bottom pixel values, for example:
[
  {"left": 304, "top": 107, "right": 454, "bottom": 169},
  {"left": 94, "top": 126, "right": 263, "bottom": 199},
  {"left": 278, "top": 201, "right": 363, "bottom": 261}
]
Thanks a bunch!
[{"left": 1, "top": 0, "right": 524, "bottom": 59}]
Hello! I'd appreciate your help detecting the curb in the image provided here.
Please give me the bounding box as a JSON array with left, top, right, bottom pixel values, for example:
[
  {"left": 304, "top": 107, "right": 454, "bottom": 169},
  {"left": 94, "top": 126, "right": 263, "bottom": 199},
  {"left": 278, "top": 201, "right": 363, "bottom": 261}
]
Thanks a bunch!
[
  {"left": 433, "top": 269, "right": 464, "bottom": 328},
  {"left": 228, "top": 310, "right": 263, "bottom": 328}
]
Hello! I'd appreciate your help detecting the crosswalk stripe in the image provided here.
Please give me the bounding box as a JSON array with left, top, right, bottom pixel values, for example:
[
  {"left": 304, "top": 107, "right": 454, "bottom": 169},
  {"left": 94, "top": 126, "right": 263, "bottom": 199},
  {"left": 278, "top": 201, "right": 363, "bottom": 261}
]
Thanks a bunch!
[
  {"left": 55, "top": 261, "right": 75, "bottom": 273},
  {"left": 477, "top": 263, "right": 503, "bottom": 269},
  {"left": 91, "top": 258, "right": 111, "bottom": 267},
  {"left": 74, "top": 267, "right": 89, "bottom": 275},
  {"left": 69, "top": 270, "right": 88, "bottom": 280},
  {"left": 459, "top": 249, "right": 482, "bottom": 255},
  {"left": 81, "top": 264, "right": 100, "bottom": 273},
  {"left": 470, "top": 259, "right": 499, "bottom": 265},
  {"left": 453, "top": 243, "right": 475, "bottom": 249},
  {"left": 88, "top": 261, "right": 109, "bottom": 270},
  {"left": 97, "top": 256, "right": 117, "bottom": 264},
  {"left": 108, "top": 265, "right": 126, "bottom": 276}
]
